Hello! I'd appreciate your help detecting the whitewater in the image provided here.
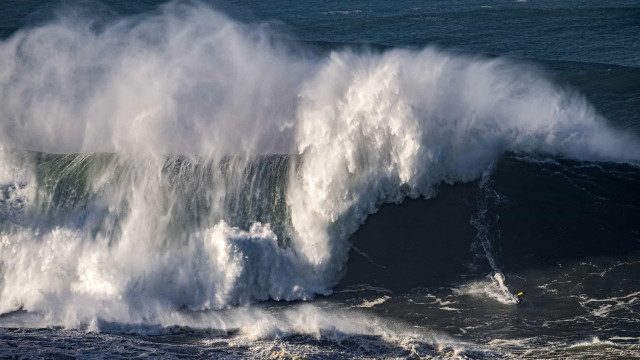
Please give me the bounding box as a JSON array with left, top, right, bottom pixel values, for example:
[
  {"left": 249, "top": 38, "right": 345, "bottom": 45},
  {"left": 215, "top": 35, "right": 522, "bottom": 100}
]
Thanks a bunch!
[{"left": 1, "top": 2, "right": 640, "bottom": 358}]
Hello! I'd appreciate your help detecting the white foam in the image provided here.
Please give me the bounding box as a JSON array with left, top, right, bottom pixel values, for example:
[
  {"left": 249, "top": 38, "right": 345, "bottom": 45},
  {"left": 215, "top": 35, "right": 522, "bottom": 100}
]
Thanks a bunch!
[
  {"left": 609, "top": 336, "right": 640, "bottom": 343},
  {"left": 578, "top": 291, "right": 640, "bottom": 319},
  {"left": 455, "top": 273, "right": 517, "bottom": 305},
  {"left": 422, "top": 294, "right": 460, "bottom": 311},
  {"left": 355, "top": 295, "right": 391, "bottom": 308},
  {"left": 337, "top": 284, "right": 393, "bottom": 294},
  {"left": 0, "top": 221, "right": 327, "bottom": 326},
  {"left": 567, "top": 336, "right": 617, "bottom": 349},
  {"left": 0, "top": 303, "right": 479, "bottom": 358}
]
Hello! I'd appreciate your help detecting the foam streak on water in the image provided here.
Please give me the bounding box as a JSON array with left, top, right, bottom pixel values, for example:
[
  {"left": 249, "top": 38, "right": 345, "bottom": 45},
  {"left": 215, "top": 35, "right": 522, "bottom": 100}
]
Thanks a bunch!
[{"left": 466, "top": 180, "right": 516, "bottom": 304}]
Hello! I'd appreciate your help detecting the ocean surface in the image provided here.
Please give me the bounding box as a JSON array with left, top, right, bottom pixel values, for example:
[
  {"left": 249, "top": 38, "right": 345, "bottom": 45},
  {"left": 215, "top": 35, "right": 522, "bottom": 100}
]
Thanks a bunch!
[{"left": 1, "top": 1, "right": 639, "bottom": 358}]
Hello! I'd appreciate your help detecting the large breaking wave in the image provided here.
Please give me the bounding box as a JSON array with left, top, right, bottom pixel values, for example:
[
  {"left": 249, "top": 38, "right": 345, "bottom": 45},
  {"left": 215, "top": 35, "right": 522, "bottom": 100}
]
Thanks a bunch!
[{"left": 1, "top": 2, "right": 639, "bottom": 327}]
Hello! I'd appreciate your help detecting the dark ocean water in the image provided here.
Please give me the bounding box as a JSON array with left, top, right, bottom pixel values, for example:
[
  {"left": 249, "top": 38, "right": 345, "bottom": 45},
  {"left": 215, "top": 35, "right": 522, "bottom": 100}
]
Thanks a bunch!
[{"left": 1, "top": 1, "right": 639, "bottom": 359}]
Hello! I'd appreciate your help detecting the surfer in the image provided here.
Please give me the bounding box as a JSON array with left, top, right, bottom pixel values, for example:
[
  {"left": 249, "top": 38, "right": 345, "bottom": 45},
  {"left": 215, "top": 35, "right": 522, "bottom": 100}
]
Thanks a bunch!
[{"left": 515, "top": 291, "right": 526, "bottom": 305}]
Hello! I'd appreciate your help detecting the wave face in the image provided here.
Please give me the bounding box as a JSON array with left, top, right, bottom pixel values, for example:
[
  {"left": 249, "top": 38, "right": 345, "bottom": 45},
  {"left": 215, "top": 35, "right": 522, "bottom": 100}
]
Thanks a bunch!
[{"left": 1, "top": 3, "right": 639, "bottom": 326}]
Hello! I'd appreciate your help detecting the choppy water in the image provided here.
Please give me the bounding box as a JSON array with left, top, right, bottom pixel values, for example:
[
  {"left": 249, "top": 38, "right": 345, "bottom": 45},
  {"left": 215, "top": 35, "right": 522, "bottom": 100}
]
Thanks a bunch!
[{"left": 1, "top": 1, "right": 639, "bottom": 358}]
